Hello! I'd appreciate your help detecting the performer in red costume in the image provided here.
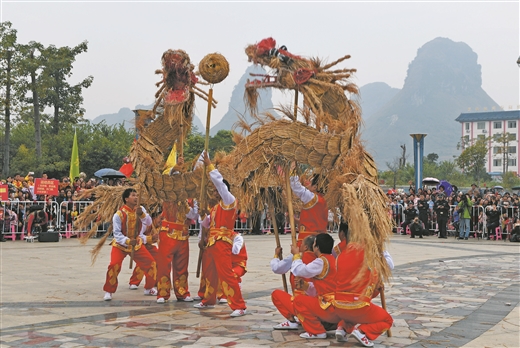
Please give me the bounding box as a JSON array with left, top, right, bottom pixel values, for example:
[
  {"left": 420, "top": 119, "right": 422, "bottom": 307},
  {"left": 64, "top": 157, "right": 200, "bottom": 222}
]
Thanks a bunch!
[
  {"left": 334, "top": 223, "right": 394, "bottom": 345},
  {"left": 291, "top": 233, "right": 338, "bottom": 339},
  {"left": 270, "top": 235, "right": 316, "bottom": 330},
  {"left": 129, "top": 209, "right": 162, "bottom": 289},
  {"left": 216, "top": 232, "right": 248, "bottom": 304},
  {"left": 156, "top": 198, "right": 198, "bottom": 304},
  {"left": 289, "top": 174, "right": 328, "bottom": 245},
  {"left": 103, "top": 188, "right": 157, "bottom": 301},
  {"left": 194, "top": 151, "right": 247, "bottom": 317}
]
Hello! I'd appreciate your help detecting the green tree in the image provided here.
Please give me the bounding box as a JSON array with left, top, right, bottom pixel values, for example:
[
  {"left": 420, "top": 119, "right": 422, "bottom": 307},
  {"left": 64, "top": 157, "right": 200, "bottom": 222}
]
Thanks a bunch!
[
  {"left": 502, "top": 171, "right": 520, "bottom": 190},
  {"left": 17, "top": 41, "right": 46, "bottom": 169},
  {"left": 184, "top": 128, "right": 205, "bottom": 163},
  {"left": 425, "top": 153, "right": 439, "bottom": 164},
  {"left": 456, "top": 137, "right": 488, "bottom": 184},
  {"left": 0, "top": 21, "right": 20, "bottom": 177},
  {"left": 209, "top": 129, "right": 234, "bottom": 154},
  {"left": 39, "top": 41, "right": 93, "bottom": 135}
]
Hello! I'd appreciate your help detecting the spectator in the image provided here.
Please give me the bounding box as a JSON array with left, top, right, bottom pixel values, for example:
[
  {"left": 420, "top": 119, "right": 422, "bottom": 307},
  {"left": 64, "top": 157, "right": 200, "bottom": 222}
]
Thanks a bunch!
[
  {"left": 485, "top": 204, "right": 500, "bottom": 240},
  {"left": 402, "top": 201, "right": 418, "bottom": 235},
  {"left": 457, "top": 193, "right": 473, "bottom": 240},
  {"left": 26, "top": 209, "right": 48, "bottom": 237}
]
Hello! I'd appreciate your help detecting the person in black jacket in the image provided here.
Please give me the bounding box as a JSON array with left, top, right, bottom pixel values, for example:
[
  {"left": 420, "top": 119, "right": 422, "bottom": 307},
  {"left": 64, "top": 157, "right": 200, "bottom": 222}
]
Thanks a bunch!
[
  {"left": 417, "top": 194, "right": 430, "bottom": 235},
  {"left": 402, "top": 202, "right": 418, "bottom": 235},
  {"left": 485, "top": 204, "right": 501, "bottom": 240},
  {"left": 434, "top": 194, "right": 450, "bottom": 238}
]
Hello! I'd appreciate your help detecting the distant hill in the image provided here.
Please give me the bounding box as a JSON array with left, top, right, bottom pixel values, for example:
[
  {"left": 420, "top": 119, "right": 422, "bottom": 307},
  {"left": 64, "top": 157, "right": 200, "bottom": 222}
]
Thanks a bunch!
[
  {"left": 91, "top": 104, "right": 204, "bottom": 132},
  {"left": 210, "top": 65, "right": 275, "bottom": 136},
  {"left": 362, "top": 37, "right": 499, "bottom": 168},
  {"left": 355, "top": 82, "right": 400, "bottom": 122}
]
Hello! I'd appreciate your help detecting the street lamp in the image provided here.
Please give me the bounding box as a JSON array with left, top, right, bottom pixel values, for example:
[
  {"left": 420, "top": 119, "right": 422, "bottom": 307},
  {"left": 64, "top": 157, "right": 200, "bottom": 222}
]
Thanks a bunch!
[{"left": 517, "top": 56, "right": 520, "bottom": 67}]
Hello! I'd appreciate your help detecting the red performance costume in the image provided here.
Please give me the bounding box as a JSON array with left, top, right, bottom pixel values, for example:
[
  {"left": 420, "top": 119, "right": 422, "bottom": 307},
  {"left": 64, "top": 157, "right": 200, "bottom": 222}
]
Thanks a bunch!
[
  {"left": 292, "top": 251, "right": 338, "bottom": 338},
  {"left": 271, "top": 250, "right": 317, "bottom": 328},
  {"left": 103, "top": 202, "right": 157, "bottom": 300},
  {"left": 129, "top": 220, "right": 160, "bottom": 288},
  {"left": 215, "top": 232, "right": 248, "bottom": 302},
  {"left": 332, "top": 242, "right": 393, "bottom": 341},
  {"left": 156, "top": 200, "right": 198, "bottom": 303},
  {"left": 195, "top": 163, "right": 247, "bottom": 317},
  {"left": 289, "top": 175, "right": 328, "bottom": 244}
]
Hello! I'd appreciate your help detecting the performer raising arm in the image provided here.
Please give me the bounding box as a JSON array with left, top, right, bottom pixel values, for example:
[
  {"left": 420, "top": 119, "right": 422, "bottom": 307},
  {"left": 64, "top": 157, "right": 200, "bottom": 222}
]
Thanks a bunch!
[{"left": 194, "top": 151, "right": 247, "bottom": 317}]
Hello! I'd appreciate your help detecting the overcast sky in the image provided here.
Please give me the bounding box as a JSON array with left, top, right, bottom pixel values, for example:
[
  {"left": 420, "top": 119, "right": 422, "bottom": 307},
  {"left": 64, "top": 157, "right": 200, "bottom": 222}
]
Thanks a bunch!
[{"left": 2, "top": 1, "right": 519, "bottom": 128}]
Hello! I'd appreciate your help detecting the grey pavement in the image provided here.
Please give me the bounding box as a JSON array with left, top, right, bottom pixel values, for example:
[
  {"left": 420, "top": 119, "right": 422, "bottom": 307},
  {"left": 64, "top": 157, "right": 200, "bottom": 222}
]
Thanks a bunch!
[{"left": 0, "top": 233, "right": 519, "bottom": 347}]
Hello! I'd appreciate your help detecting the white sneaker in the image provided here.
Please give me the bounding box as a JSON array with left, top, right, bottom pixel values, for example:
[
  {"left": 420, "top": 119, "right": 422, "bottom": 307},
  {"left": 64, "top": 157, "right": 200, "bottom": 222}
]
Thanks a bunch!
[
  {"left": 219, "top": 298, "right": 228, "bottom": 304},
  {"left": 335, "top": 327, "right": 348, "bottom": 342},
  {"left": 273, "top": 320, "right": 299, "bottom": 330},
  {"left": 193, "top": 302, "right": 214, "bottom": 309},
  {"left": 156, "top": 297, "right": 165, "bottom": 304},
  {"left": 299, "top": 332, "right": 326, "bottom": 339},
  {"left": 179, "top": 296, "right": 194, "bottom": 302},
  {"left": 129, "top": 284, "right": 138, "bottom": 290},
  {"left": 351, "top": 329, "right": 374, "bottom": 347},
  {"left": 103, "top": 292, "right": 112, "bottom": 301},
  {"left": 144, "top": 287, "right": 158, "bottom": 296},
  {"left": 230, "top": 309, "right": 247, "bottom": 317},
  {"left": 192, "top": 295, "right": 202, "bottom": 301}
]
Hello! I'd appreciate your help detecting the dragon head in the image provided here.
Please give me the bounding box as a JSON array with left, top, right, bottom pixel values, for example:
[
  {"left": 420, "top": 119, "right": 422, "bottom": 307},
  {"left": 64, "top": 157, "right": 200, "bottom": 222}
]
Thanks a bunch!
[{"left": 160, "top": 49, "right": 198, "bottom": 105}]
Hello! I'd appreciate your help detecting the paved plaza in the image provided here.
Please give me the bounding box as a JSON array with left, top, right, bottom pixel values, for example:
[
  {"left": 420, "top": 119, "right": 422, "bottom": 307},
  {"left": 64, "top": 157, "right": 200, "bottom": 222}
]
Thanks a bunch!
[{"left": 1, "top": 233, "right": 519, "bottom": 348}]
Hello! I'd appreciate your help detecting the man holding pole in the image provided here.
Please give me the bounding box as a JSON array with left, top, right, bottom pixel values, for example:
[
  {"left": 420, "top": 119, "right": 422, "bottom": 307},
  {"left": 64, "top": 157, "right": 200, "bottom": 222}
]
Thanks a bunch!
[
  {"left": 194, "top": 151, "right": 247, "bottom": 317},
  {"left": 103, "top": 188, "right": 157, "bottom": 301}
]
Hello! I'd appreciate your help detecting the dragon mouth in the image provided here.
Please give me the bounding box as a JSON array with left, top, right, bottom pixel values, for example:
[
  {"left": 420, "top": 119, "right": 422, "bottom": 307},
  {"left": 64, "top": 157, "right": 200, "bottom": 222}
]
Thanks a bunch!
[{"left": 245, "top": 73, "right": 278, "bottom": 88}]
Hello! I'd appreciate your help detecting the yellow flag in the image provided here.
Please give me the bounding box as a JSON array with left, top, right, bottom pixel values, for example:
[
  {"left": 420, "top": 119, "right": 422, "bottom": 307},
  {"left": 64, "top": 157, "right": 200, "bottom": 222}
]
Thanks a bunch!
[
  {"left": 162, "top": 143, "right": 177, "bottom": 175},
  {"left": 69, "top": 130, "right": 80, "bottom": 180}
]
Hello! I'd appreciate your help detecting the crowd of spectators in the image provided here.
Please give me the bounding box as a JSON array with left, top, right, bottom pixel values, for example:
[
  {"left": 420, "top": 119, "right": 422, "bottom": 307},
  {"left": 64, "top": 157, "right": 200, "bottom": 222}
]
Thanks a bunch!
[
  {"left": 387, "top": 183, "right": 520, "bottom": 240},
  {"left": 0, "top": 171, "right": 127, "bottom": 238}
]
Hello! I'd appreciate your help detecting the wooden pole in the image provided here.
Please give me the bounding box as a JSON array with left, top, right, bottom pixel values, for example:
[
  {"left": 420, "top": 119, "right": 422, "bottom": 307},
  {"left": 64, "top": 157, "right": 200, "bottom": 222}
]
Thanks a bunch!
[
  {"left": 285, "top": 167, "right": 297, "bottom": 246},
  {"left": 380, "top": 286, "right": 392, "bottom": 337},
  {"left": 129, "top": 185, "right": 140, "bottom": 269},
  {"left": 268, "top": 196, "right": 288, "bottom": 293},
  {"left": 196, "top": 87, "right": 213, "bottom": 278}
]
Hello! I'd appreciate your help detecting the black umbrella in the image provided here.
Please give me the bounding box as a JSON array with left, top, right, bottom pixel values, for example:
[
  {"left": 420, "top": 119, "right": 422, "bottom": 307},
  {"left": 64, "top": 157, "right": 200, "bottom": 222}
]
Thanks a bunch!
[{"left": 94, "top": 168, "right": 126, "bottom": 178}]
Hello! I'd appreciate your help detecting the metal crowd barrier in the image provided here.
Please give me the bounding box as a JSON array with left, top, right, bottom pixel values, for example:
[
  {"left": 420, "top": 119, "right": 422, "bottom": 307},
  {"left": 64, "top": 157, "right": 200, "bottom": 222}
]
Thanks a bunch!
[{"left": 0, "top": 200, "right": 108, "bottom": 240}]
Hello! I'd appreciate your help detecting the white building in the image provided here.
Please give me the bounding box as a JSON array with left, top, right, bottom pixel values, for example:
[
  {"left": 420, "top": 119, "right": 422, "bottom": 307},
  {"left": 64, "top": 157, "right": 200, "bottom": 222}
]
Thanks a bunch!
[{"left": 455, "top": 110, "right": 520, "bottom": 177}]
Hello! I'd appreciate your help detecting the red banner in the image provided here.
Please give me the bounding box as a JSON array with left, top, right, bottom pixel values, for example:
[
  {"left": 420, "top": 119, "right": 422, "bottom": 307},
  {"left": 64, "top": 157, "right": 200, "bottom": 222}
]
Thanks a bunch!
[
  {"left": 0, "top": 184, "right": 8, "bottom": 201},
  {"left": 34, "top": 178, "right": 59, "bottom": 196}
]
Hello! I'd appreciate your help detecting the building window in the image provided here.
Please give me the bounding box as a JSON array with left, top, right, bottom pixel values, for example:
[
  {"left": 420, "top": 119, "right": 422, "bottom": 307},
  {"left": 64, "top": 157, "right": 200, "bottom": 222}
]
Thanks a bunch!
[
  {"left": 493, "top": 147, "right": 502, "bottom": 154},
  {"left": 508, "top": 121, "right": 517, "bottom": 128},
  {"left": 493, "top": 159, "right": 502, "bottom": 167},
  {"left": 477, "top": 134, "right": 485, "bottom": 140},
  {"left": 508, "top": 146, "right": 516, "bottom": 154},
  {"left": 511, "top": 133, "right": 517, "bottom": 141},
  {"left": 508, "top": 159, "right": 517, "bottom": 166},
  {"left": 494, "top": 121, "right": 502, "bottom": 129},
  {"left": 465, "top": 123, "right": 470, "bottom": 131},
  {"left": 477, "top": 122, "right": 485, "bottom": 130}
]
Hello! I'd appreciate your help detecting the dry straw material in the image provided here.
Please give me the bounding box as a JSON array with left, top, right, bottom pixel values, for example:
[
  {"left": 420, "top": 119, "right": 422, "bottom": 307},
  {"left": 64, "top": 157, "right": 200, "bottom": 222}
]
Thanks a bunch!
[{"left": 199, "top": 53, "right": 229, "bottom": 84}]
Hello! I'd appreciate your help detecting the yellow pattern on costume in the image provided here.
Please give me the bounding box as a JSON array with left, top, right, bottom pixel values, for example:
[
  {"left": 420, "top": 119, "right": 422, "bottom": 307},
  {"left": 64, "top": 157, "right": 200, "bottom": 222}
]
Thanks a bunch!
[
  {"left": 108, "top": 264, "right": 120, "bottom": 285},
  {"left": 147, "top": 261, "right": 157, "bottom": 281},
  {"left": 133, "top": 266, "right": 145, "bottom": 282},
  {"left": 175, "top": 274, "right": 188, "bottom": 296},
  {"left": 158, "top": 276, "right": 171, "bottom": 297},
  {"left": 221, "top": 281, "right": 235, "bottom": 298}
]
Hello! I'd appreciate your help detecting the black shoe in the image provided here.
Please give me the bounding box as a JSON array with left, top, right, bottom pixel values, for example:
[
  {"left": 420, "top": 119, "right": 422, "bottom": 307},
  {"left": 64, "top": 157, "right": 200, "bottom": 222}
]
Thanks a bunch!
[
  {"left": 464, "top": 237, "right": 468, "bottom": 240},
  {"left": 419, "top": 236, "right": 423, "bottom": 238},
  {"left": 410, "top": 236, "right": 415, "bottom": 238},
  {"left": 0, "top": 239, "right": 6, "bottom": 242}
]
